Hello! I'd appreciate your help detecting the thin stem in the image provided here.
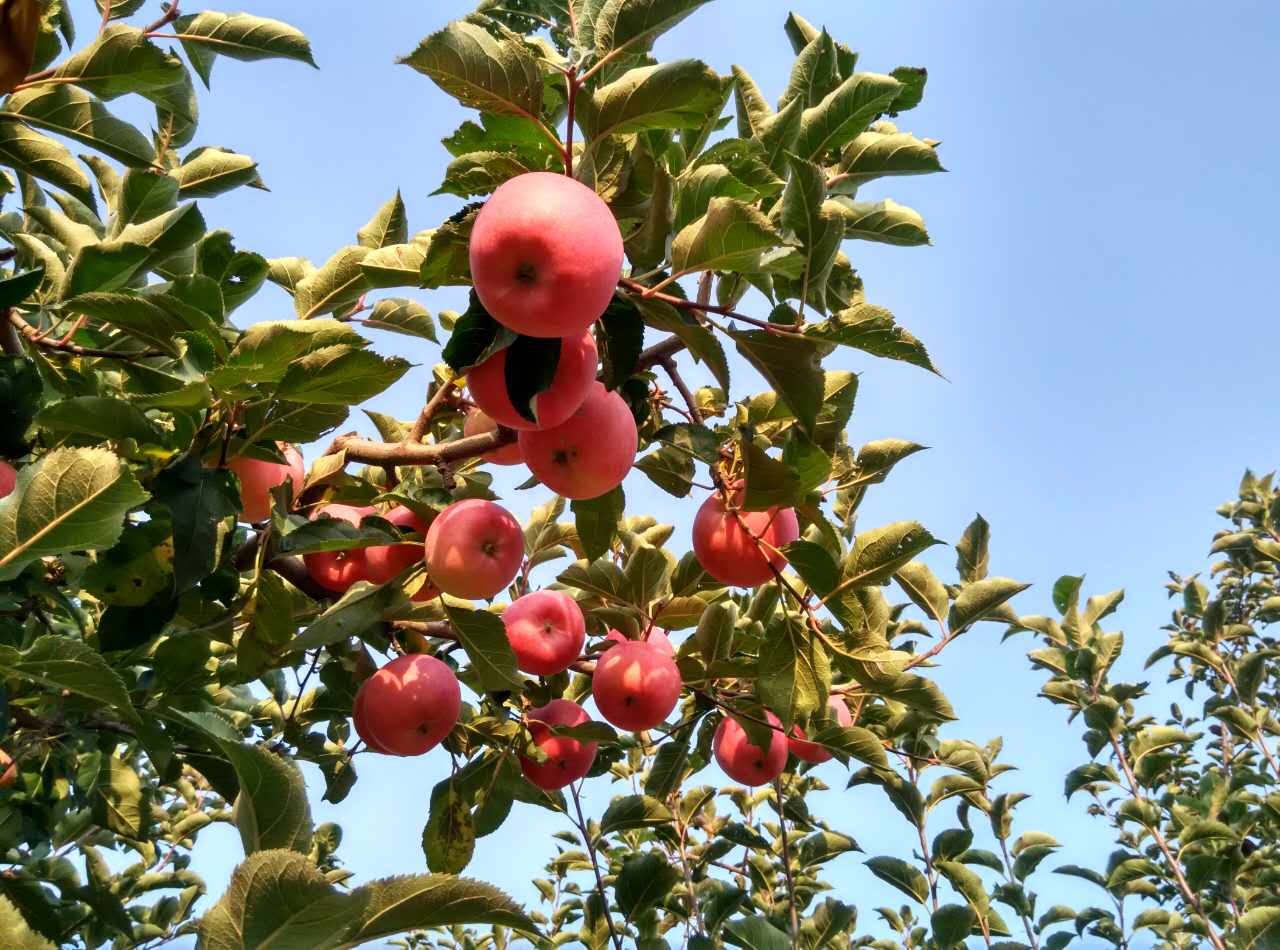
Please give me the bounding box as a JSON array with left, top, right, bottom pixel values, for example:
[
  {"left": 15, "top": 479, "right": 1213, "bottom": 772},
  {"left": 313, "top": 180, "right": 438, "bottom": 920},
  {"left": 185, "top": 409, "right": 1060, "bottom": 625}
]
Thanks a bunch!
[
  {"left": 407, "top": 379, "right": 457, "bottom": 445},
  {"left": 99, "top": 0, "right": 112, "bottom": 32},
  {"left": 564, "top": 66, "right": 578, "bottom": 177},
  {"left": 660, "top": 358, "right": 702, "bottom": 424},
  {"left": 676, "top": 818, "right": 705, "bottom": 936},
  {"left": 142, "top": 1, "right": 181, "bottom": 36},
  {"left": 285, "top": 650, "right": 322, "bottom": 728},
  {"left": 773, "top": 777, "right": 800, "bottom": 941},
  {"left": 618, "top": 277, "right": 805, "bottom": 335},
  {"left": 0, "top": 310, "right": 22, "bottom": 356},
  {"left": 8, "top": 310, "right": 162, "bottom": 360},
  {"left": 998, "top": 836, "right": 1040, "bottom": 949},
  {"left": 570, "top": 781, "right": 624, "bottom": 950}
]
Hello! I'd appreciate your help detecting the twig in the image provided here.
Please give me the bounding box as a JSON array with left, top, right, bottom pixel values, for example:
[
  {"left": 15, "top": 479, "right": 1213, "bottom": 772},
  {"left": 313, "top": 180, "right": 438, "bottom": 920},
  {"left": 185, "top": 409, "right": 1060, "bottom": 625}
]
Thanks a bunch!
[
  {"left": 99, "top": 0, "right": 112, "bottom": 32},
  {"left": 0, "top": 311, "right": 21, "bottom": 356},
  {"left": 659, "top": 358, "right": 702, "bottom": 425},
  {"left": 635, "top": 334, "right": 687, "bottom": 372},
  {"left": 8, "top": 310, "right": 162, "bottom": 360},
  {"left": 564, "top": 66, "right": 578, "bottom": 177},
  {"left": 570, "top": 781, "right": 624, "bottom": 950},
  {"left": 773, "top": 777, "right": 800, "bottom": 941},
  {"left": 143, "top": 1, "right": 181, "bottom": 36},
  {"left": 407, "top": 379, "right": 458, "bottom": 445},
  {"left": 285, "top": 650, "right": 322, "bottom": 727},
  {"left": 323, "top": 427, "right": 516, "bottom": 469},
  {"left": 618, "top": 277, "right": 804, "bottom": 336}
]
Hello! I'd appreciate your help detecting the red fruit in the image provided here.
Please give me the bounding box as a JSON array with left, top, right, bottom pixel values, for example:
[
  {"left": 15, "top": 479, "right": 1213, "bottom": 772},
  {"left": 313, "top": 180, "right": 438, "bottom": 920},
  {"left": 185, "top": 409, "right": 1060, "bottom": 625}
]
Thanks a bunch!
[
  {"left": 603, "top": 628, "right": 675, "bottom": 656},
  {"left": 410, "top": 580, "right": 441, "bottom": 603},
  {"left": 424, "top": 498, "right": 524, "bottom": 600},
  {"left": 519, "top": 382, "right": 636, "bottom": 500},
  {"left": 592, "top": 639, "right": 682, "bottom": 732},
  {"left": 363, "top": 506, "right": 429, "bottom": 584},
  {"left": 503, "top": 590, "right": 586, "bottom": 676},
  {"left": 352, "top": 654, "right": 461, "bottom": 756},
  {"left": 0, "top": 750, "right": 16, "bottom": 788},
  {"left": 470, "top": 172, "right": 623, "bottom": 338},
  {"left": 0, "top": 461, "right": 16, "bottom": 499},
  {"left": 468, "top": 332, "right": 598, "bottom": 431},
  {"left": 303, "top": 504, "right": 375, "bottom": 593},
  {"left": 226, "top": 443, "right": 305, "bottom": 522},
  {"left": 714, "top": 710, "right": 788, "bottom": 786},
  {"left": 788, "top": 695, "right": 854, "bottom": 764},
  {"left": 692, "top": 491, "right": 800, "bottom": 587},
  {"left": 520, "top": 699, "right": 599, "bottom": 790},
  {"left": 462, "top": 409, "right": 525, "bottom": 466}
]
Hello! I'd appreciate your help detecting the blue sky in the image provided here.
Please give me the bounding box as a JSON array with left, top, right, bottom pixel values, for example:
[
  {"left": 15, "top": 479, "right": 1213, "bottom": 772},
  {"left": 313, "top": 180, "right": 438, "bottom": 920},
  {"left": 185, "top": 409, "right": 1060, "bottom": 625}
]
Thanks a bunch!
[{"left": 81, "top": 0, "right": 1280, "bottom": 941}]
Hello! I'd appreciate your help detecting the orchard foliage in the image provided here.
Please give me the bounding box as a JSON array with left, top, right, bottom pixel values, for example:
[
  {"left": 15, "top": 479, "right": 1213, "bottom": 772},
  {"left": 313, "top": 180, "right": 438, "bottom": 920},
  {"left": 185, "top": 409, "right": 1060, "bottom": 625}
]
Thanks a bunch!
[{"left": 0, "top": 1, "right": 1275, "bottom": 948}]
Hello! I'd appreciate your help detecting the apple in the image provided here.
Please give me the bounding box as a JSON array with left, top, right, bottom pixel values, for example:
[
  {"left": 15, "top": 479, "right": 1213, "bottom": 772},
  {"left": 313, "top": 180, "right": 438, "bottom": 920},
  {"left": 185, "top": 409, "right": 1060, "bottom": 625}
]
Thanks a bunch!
[
  {"left": 603, "top": 628, "right": 675, "bottom": 656},
  {"left": 0, "top": 461, "right": 16, "bottom": 499},
  {"left": 692, "top": 489, "right": 800, "bottom": 587},
  {"left": 462, "top": 408, "right": 524, "bottom": 466},
  {"left": 503, "top": 589, "right": 586, "bottom": 676},
  {"left": 363, "top": 506, "right": 430, "bottom": 585},
  {"left": 0, "top": 750, "right": 15, "bottom": 788},
  {"left": 303, "top": 503, "right": 375, "bottom": 593},
  {"left": 714, "top": 710, "right": 788, "bottom": 786},
  {"left": 519, "top": 698, "right": 598, "bottom": 790},
  {"left": 469, "top": 172, "right": 623, "bottom": 338},
  {"left": 467, "top": 332, "right": 598, "bottom": 430},
  {"left": 788, "top": 695, "right": 853, "bottom": 764},
  {"left": 226, "top": 443, "right": 305, "bottom": 523},
  {"left": 519, "top": 382, "right": 637, "bottom": 500},
  {"left": 592, "top": 639, "right": 682, "bottom": 732},
  {"left": 424, "top": 498, "right": 524, "bottom": 600},
  {"left": 352, "top": 653, "right": 461, "bottom": 756}
]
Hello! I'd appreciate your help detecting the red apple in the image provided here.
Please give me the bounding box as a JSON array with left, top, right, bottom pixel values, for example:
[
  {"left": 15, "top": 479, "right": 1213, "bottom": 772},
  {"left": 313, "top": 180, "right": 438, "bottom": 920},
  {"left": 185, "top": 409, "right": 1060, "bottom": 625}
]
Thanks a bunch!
[
  {"left": 788, "top": 695, "right": 853, "bottom": 764},
  {"left": 363, "top": 506, "right": 430, "bottom": 585},
  {"left": 519, "top": 382, "right": 636, "bottom": 500},
  {"left": 467, "top": 332, "right": 598, "bottom": 430},
  {"left": 303, "top": 503, "right": 375, "bottom": 593},
  {"left": 519, "top": 699, "right": 599, "bottom": 790},
  {"left": 424, "top": 498, "right": 524, "bottom": 600},
  {"left": 0, "top": 461, "right": 16, "bottom": 499},
  {"left": 692, "top": 490, "right": 800, "bottom": 587},
  {"left": 463, "top": 408, "right": 525, "bottom": 466},
  {"left": 469, "top": 172, "right": 623, "bottom": 338},
  {"left": 503, "top": 590, "right": 586, "bottom": 676},
  {"left": 0, "top": 750, "right": 15, "bottom": 788},
  {"left": 226, "top": 443, "right": 305, "bottom": 523},
  {"left": 592, "top": 639, "right": 682, "bottom": 732},
  {"left": 714, "top": 710, "right": 788, "bottom": 786},
  {"left": 603, "top": 628, "right": 675, "bottom": 656},
  {"left": 352, "top": 653, "right": 461, "bottom": 756}
]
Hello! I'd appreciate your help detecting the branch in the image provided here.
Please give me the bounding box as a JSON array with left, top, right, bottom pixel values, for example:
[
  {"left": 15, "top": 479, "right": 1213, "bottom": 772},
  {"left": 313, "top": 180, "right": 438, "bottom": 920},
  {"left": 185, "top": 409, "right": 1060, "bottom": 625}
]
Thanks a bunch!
[
  {"left": 634, "top": 334, "right": 686, "bottom": 372},
  {"left": 8, "top": 310, "right": 162, "bottom": 360},
  {"left": 570, "top": 781, "right": 624, "bottom": 950},
  {"left": 618, "top": 277, "right": 804, "bottom": 335},
  {"left": 143, "top": 1, "right": 181, "bottom": 36},
  {"left": 407, "top": 379, "right": 458, "bottom": 445},
  {"left": 0, "top": 310, "right": 21, "bottom": 356},
  {"left": 773, "top": 777, "right": 800, "bottom": 941},
  {"left": 324, "top": 427, "right": 516, "bottom": 468}
]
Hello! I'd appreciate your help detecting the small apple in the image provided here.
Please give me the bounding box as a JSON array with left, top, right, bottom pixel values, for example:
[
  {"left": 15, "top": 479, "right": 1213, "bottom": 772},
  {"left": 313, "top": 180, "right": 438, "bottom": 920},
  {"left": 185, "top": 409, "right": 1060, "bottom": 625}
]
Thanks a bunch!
[
  {"left": 352, "top": 653, "right": 461, "bottom": 756},
  {"left": 463, "top": 408, "right": 524, "bottom": 466},
  {"left": 519, "top": 698, "right": 599, "bottom": 790},
  {"left": 519, "top": 382, "right": 637, "bottom": 500},
  {"left": 467, "top": 332, "right": 598, "bottom": 430},
  {"left": 788, "top": 695, "right": 853, "bottom": 764},
  {"left": 424, "top": 498, "right": 524, "bottom": 600},
  {"left": 363, "top": 506, "right": 430, "bottom": 585},
  {"left": 692, "top": 489, "right": 800, "bottom": 587},
  {"left": 303, "top": 503, "right": 375, "bottom": 593},
  {"left": 714, "top": 710, "right": 788, "bottom": 786},
  {"left": 0, "top": 749, "right": 16, "bottom": 788},
  {"left": 503, "top": 589, "right": 586, "bottom": 675},
  {"left": 226, "top": 443, "right": 305, "bottom": 523},
  {"left": 469, "top": 172, "right": 623, "bottom": 338},
  {"left": 0, "top": 461, "right": 16, "bottom": 499},
  {"left": 592, "top": 639, "right": 682, "bottom": 732}
]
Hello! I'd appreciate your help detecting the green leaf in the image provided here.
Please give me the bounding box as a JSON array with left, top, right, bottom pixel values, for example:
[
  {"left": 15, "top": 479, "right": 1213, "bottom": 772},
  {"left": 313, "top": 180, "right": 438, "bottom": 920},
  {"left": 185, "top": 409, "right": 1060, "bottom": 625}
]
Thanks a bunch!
[
  {"left": 592, "top": 0, "right": 712, "bottom": 61},
  {"left": 0, "top": 893, "right": 55, "bottom": 950},
  {"left": 114, "top": 167, "right": 179, "bottom": 230},
  {"left": 895, "top": 561, "right": 949, "bottom": 624},
  {"left": 0, "top": 266, "right": 44, "bottom": 309},
  {"left": 615, "top": 852, "right": 680, "bottom": 920},
  {"left": 635, "top": 444, "right": 695, "bottom": 497},
  {"left": 0, "top": 447, "right": 148, "bottom": 581},
  {"left": 644, "top": 738, "right": 690, "bottom": 799},
  {"left": 932, "top": 904, "right": 976, "bottom": 947},
  {"left": 445, "top": 605, "right": 523, "bottom": 694},
  {"left": 0, "top": 121, "right": 95, "bottom": 207},
  {"left": 732, "top": 65, "right": 773, "bottom": 137},
  {"left": 756, "top": 617, "right": 829, "bottom": 726},
  {"left": 171, "top": 12, "right": 316, "bottom": 87},
  {"left": 1236, "top": 906, "right": 1280, "bottom": 949},
  {"left": 152, "top": 457, "right": 239, "bottom": 591},
  {"left": 844, "top": 521, "right": 940, "bottom": 589},
  {"left": 277, "top": 345, "right": 410, "bottom": 406},
  {"left": 948, "top": 578, "right": 1029, "bottom": 633},
  {"left": 778, "top": 154, "right": 842, "bottom": 312},
  {"left": 360, "top": 239, "right": 429, "bottom": 289},
  {"left": 3, "top": 85, "right": 155, "bottom": 167},
  {"left": 424, "top": 784, "right": 475, "bottom": 874},
  {"left": 832, "top": 196, "right": 930, "bottom": 246},
  {"left": 60, "top": 290, "right": 184, "bottom": 354},
  {"left": 670, "top": 196, "right": 782, "bottom": 275},
  {"left": 780, "top": 30, "right": 839, "bottom": 110},
  {"left": 722, "top": 916, "right": 793, "bottom": 950},
  {"left": 795, "top": 72, "right": 902, "bottom": 161},
  {"left": 502, "top": 334, "right": 561, "bottom": 423},
  {"left": 294, "top": 245, "right": 371, "bottom": 319},
  {"left": 290, "top": 581, "right": 410, "bottom": 653},
  {"left": 47, "top": 25, "right": 185, "bottom": 99},
  {"left": 341, "top": 873, "right": 538, "bottom": 946},
  {"left": 573, "top": 486, "right": 625, "bottom": 561},
  {"left": 673, "top": 162, "right": 758, "bottom": 233},
  {"left": 433, "top": 150, "right": 533, "bottom": 197},
  {"left": 598, "top": 795, "right": 673, "bottom": 837},
  {"left": 632, "top": 295, "right": 730, "bottom": 390},
  {"left": 357, "top": 191, "right": 408, "bottom": 249},
  {"left": 210, "top": 318, "right": 363, "bottom": 394},
  {"left": 834, "top": 126, "right": 944, "bottom": 190},
  {"left": 173, "top": 146, "right": 264, "bottom": 197},
  {"left": 37, "top": 395, "right": 166, "bottom": 447},
  {"left": 729, "top": 328, "right": 824, "bottom": 438},
  {"left": 364, "top": 297, "right": 436, "bottom": 342},
  {"left": 419, "top": 207, "right": 477, "bottom": 288},
  {"left": 399, "top": 20, "right": 542, "bottom": 120},
  {"left": 585, "top": 59, "right": 725, "bottom": 139},
  {"left": 957, "top": 515, "right": 991, "bottom": 584},
  {"left": 0, "top": 634, "right": 141, "bottom": 727},
  {"left": 807, "top": 302, "right": 938, "bottom": 374}
]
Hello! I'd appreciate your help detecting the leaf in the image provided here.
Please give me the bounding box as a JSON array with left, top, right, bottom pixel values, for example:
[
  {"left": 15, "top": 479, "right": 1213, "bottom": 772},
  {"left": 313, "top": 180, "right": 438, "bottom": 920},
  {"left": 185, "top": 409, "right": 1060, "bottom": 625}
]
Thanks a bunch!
[
  {"left": 807, "top": 302, "right": 938, "bottom": 374},
  {"left": 445, "top": 605, "right": 523, "bottom": 693},
  {"left": 832, "top": 197, "right": 930, "bottom": 246},
  {"left": 723, "top": 917, "right": 792, "bottom": 950},
  {"left": 295, "top": 245, "right": 371, "bottom": 318},
  {"left": 864, "top": 856, "right": 930, "bottom": 904},
  {"left": 632, "top": 295, "right": 729, "bottom": 390},
  {"left": 592, "top": 0, "right": 712, "bottom": 60},
  {"left": 399, "top": 20, "right": 541, "bottom": 119},
  {"left": 835, "top": 127, "right": 944, "bottom": 189},
  {"left": 357, "top": 191, "right": 408, "bottom": 249},
  {"left": 173, "top": 146, "right": 264, "bottom": 197},
  {"left": 1236, "top": 906, "right": 1280, "bottom": 950},
  {"left": 756, "top": 616, "right": 828, "bottom": 726},
  {"left": 171, "top": 11, "right": 316, "bottom": 87},
  {"left": 0, "top": 447, "right": 148, "bottom": 581},
  {"left": 3, "top": 85, "right": 155, "bottom": 166},
  {"left": 61, "top": 290, "right": 184, "bottom": 354},
  {"left": 573, "top": 486, "right": 625, "bottom": 562},
  {"left": 277, "top": 345, "right": 410, "bottom": 405},
  {"left": 47, "top": 25, "right": 185, "bottom": 100},
  {"left": 780, "top": 30, "right": 839, "bottom": 110},
  {"left": 0, "top": 266, "right": 44, "bottom": 308},
  {"left": 151, "top": 456, "right": 239, "bottom": 591},
  {"left": 729, "top": 328, "right": 824, "bottom": 437},
  {"left": 645, "top": 738, "right": 690, "bottom": 799},
  {"left": 635, "top": 444, "right": 695, "bottom": 497},
  {"left": 424, "top": 784, "right": 475, "bottom": 874},
  {"left": 0, "top": 121, "right": 96, "bottom": 207},
  {"left": 290, "top": 581, "right": 409, "bottom": 653},
  {"left": 433, "top": 150, "right": 532, "bottom": 198},
  {"left": 341, "top": 873, "right": 537, "bottom": 946},
  {"left": 949, "top": 578, "right": 1029, "bottom": 632},
  {"left": 360, "top": 239, "right": 429, "bottom": 289},
  {"left": 502, "top": 334, "right": 561, "bottom": 423},
  {"left": 932, "top": 904, "right": 977, "bottom": 947},
  {"left": 957, "top": 515, "right": 991, "bottom": 583},
  {"left": 795, "top": 72, "right": 902, "bottom": 160},
  {"left": 585, "top": 59, "right": 725, "bottom": 139},
  {"left": 0, "top": 894, "right": 55, "bottom": 950},
  {"left": 670, "top": 196, "right": 782, "bottom": 275},
  {"left": 844, "top": 521, "right": 940, "bottom": 589},
  {"left": 114, "top": 168, "right": 179, "bottom": 230},
  {"left": 210, "top": 318, "right": 363, "bottom": 393},
  {"left": 895, "top": 561, "right": 949, "bottom": 624},
  {"left": 598, "top": 794, "right": 673, "bottom": 837},
  {"left": 779, "top": 154, "right": 842, "bottom": 312},
  {"left": 615, "top": 852, "right": 680, "bottom": 920},
  {"left": 364, "top": 297, "right": 436, "bottom": 341},
  {"left": 0, "top": 634, "right": 141, "bottom": 726},
  {"left": 597, "top": 294, "right": 645, "bottom": 388}
]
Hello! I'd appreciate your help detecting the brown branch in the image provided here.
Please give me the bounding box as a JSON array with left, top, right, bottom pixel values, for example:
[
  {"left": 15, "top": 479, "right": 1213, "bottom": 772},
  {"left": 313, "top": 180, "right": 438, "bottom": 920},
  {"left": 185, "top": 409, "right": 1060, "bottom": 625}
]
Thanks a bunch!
[
  {"left": 564, "top": 66, "right": 578, "bottom": 177},
  {"left": 324, "top": 427, "right": 516, "bottom": 469},
  {"left": 99, "top": 0, "right": 112, "bottom": 32},
  {"left": 143, "top": 1, "right": 181, "bottom": 35},
  {"left": 8, "top": 310, "right": 162, "bottom": 360},
  {"left": 0, "top": 310, "right": 21, "bottom": 356},
  {"left": 571, "top": 780, "right": 624, "bottom": 950},
  {"left": 407, "top": 379, "right": 458, "bottom": 445},
  {"left": 659, "top": 357, "right": 702, "bottom": 425},
  {"left": 634, "top": 334, "right": 687, "bottom": 372}
]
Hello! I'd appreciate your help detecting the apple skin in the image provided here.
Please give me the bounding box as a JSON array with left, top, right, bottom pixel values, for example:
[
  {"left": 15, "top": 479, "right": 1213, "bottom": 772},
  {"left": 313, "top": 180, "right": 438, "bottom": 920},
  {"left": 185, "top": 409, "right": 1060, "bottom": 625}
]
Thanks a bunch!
[
  {"left": 592, "top": 639, "right": 682, "bottom": 731},
  {"left": 226, "top": 444, "right": 305, "bottom": 523},
  {"left": 424, "top": 498, "right": 524, "bottom": 600},
  {"left": 503, "top": 590, "right": 586, "bottom": 676},
  {"left": 519, "top": 699, "right": 599, "bottom": 790},
  {"left": 0, "top": 461, "right": 16, "bottom": 499},
  {"left": 462, "top": 409, "right": 525, "bottom": 466},
  {"left": 788, "top": 695, "right": 853, "bottom": 764},
  {"left": 692, "top": 491, "right": 800, "bottom": 587},
  {"left": 352, "top": 653, "right": 461, "bottom": 756},
  {"left": 0, "top": 750, "right": 16, "bottom": 788},
  {"left": 303, "top": 504, "right": 376, "bottom": 593},
  {"left": 469, "top": 172, "right": 623, "bottom": 338},
  {"left": 519, "top": 382, "right": 637, "bottom": 500},
  {"left": 363, "top": 506, "right": 430, "bottom": 585},
  {"left": 714, "top": 710, "right": 788, "bottom": 786},
  {"left": 603, "top": 628, "right": 675, "bottom": 656},
  {"left": 468, "top": 332, "right": 598, "bottom": 431}
]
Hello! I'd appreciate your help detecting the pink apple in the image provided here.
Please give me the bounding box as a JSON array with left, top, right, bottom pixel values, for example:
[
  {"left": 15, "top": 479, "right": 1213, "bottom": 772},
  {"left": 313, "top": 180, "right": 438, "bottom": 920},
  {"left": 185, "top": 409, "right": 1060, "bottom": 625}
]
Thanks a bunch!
[
  {"left": 352, "top": 653, "right": 461, "bottom": 756},
  {"left": 519, "top": 699, "right": 599, "bottom": 790},
  {"left": 462, "top": 408, "right": 525, "bottom": 466},
  {"left": 502, "top": 589, "right": 586, "bottom": 676},
  {"left": 303, "top": 504, "right": 375, "bottom": 593},
  {"left": 363, "top": 506, "right": 430, "bottom": 585},
  {"left": 467, "top": 331, "right": 598, "bottom": 430},
  {"left": 692, "top": 489, "right": 800, "bottom": 587},
  {"left": 592, "top": 639, "right": 682, "bottom": 732},
  {"left": 714, "top": 710, "right": 788, "bottom": 786},
  {"left": 0, "top": 461, "right": 16, "bottom": 499},
  {"left": 519, "top": 382, "right": 636, "bottom": 500},
  {"left": 603, "top": 628, "right": 675, "bottom": 656},
  {"left": 424, "top": 498, "right": 524, "bottom": 600},
  {"left": 225, "top": 443, "right": 305, "bottom": 523},
  {"left": 788, "top": 695, "right": 854, "bottom": 764}
]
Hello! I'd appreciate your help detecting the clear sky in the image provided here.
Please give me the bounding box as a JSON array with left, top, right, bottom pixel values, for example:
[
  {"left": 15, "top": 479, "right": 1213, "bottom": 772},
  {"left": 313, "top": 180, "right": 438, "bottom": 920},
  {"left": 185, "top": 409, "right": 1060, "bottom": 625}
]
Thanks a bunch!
[{"left": 79, "top": 0, "right": 1280, "bottom": 942}]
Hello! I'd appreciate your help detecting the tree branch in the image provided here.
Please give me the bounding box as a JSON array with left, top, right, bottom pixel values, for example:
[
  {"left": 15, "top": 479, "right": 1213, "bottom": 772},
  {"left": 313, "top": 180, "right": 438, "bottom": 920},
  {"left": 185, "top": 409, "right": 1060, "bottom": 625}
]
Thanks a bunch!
[
  {"left": 143, "top": 1, "right": 181, "bottom": 35},
  {"left": 324, "top": 427, "right": 516, "bottom": 469},
  {"left": 773, "top": 777, "right": 800, "bottom": 941},
  {"left": 407, "top": 379, "right": 458, "bottom": 445},
  {"left": 634, "top": 334, "right": 686, "bottom": 372},
  {"left": 8, "top": 310, "right": 162, "bottom": 360},
  {"left": 618, "top": 276, "right": 803, "bottom": 335},
  {"left": 570, "top": 780, "right": 624, "bottom": 950}
]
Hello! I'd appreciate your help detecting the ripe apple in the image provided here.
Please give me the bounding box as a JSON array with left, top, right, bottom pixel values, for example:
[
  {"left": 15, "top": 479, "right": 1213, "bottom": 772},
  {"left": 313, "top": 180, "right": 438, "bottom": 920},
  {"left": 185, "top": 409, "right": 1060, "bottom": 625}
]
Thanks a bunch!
[
  {"left": 0, "top": 461, "right": 16, "bottom": 499},
  {"left": 363, "top": 506, "right": 430, "bottom": 585},
  {"left": 303, "top": 503, "right": 375, "bottom": 593},
  {"left": 714, "top": 710, "right": 788, "bottom": 786},
  {"left": 592, "top": 639, "right": 682, "bottom": 731},
  {"left": 519, "top": 698, "right": 599, "bottom": 790},
  {"left": 462, "top": 408, "right": 524, "bottom": 466},
  {"left": 226, "top": 443, "right": 305, "bottom": 523},
  {"left": 692, "top": 490, "right": 800, "bottom": 587},
  {"left": 424, "top": 498, "right": 524, "bottom": 600},
  {"left": 469, "top": 172, "right": 623, "bottom": 338},
  {"left": 788, "top": 695, "right": 854, "bottom": 764},
  {"left": 0, "top": 750, "right": 16, "bottom": 788},
  {"left": 503, "top": 589, "right": 586, "bottom": 675},
  {"left": 603, "top": 628, "right": 675, "bottom": 656},
  {"left": 519, "top": 382, "right": 637, "bottom": 500},
  {"left": 352, "top": 653, "right": 461, "bottom": 756},
  {"left": 467, "top": 332, "right": 598, "bottom": 430}
]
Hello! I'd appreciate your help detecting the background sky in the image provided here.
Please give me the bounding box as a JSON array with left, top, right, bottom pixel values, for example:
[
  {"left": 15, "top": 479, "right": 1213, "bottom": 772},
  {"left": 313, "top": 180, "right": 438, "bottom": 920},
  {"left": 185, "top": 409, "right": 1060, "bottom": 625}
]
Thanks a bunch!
[{"left": 65, "top": 0, "right": 1280, "bottom": 943}]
